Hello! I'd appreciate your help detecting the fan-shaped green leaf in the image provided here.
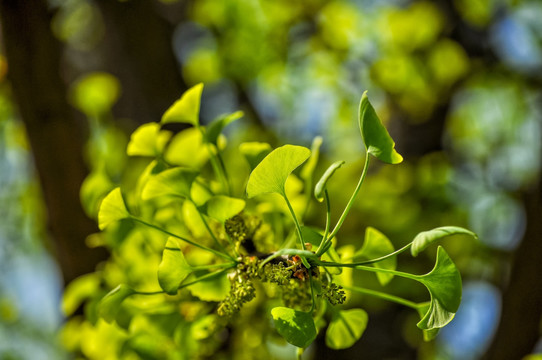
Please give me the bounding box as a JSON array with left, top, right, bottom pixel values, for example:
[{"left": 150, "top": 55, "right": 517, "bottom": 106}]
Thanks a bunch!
[
  {"left": 246, "top": 145, "right": 311, "bottom": 198},
  {"left": 271, "top": 307, "right": 317, "bottom": 348},
  {"left": 164, "top": 128, "right": 209, "bottom": 168},
  {"left": 325, "top": 309, "right": 368, "bottom": 349},
  {"left": 355, "top": 227, "right": 396, "bottom": 286},
  {"left": 416, "top": 302, "right": 441, "bottom": 341},
  {"left": 415, "top": 246, "right": 462, "bottom": 331},
  {"left": 127, "top": 122, "right": 172, "bottom": 157},
  {"left": 158, "top": 238, "right": 193, "bottom": 295},
  {"left": 314, "top": 161, "right": 345, "bottom": 202},
  {"left": 205, "top": 111, "right": 243, "bottom": 145},
  {"left": 141, "top": 168, "right": 199, "bottom": 200},
  {"left": 359, "top": 91, "right": 403, "bottom": 164},
  {"left": 161, "top": 83, "right": 203, "bottom": 125},
  {"left": 239, "top": 142, "right": 272, "bottom": 171},
  {"left": 203, "top": 196, "right": 246, "bottom": 223},
  {"left": 98, "top": 284, "right": 135, "bottom": 323},
  {"left": 411, "top": 226, "right": 477, "bottom": 257},
  {"left": 98, "top": 187, "right": 130, "bottom": 230}
]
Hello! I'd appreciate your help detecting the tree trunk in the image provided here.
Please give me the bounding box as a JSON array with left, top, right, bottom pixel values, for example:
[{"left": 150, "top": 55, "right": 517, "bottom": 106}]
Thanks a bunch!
[{"left": 0, "top": 0, "right": 107, "bottom": 283}]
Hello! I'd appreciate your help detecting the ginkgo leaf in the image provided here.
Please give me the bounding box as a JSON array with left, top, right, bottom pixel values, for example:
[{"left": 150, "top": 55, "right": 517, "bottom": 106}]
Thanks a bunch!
[
  {"left": 325, "top": 309, "right": 368, "bottom": 349},
  {"left": 161, "top": 83, "right": 203, "bottom": 125},
  {"left": 415, "top": 246, "right": 462, "bottom": 331},
  {"left": 203, "top": 196, "right": 246, "bottom": 223},
  {"left": 359, "top": 91, "right": 403, "bottom": 164},
  {"left": 239, "top": 142, "right": 272, "bottom": 171},
  {"left": 314, "top": 161, "right": 345, "bottom": 202},
  {"left": 98, "top": 284, "right": 135, "bottom": 323},
  {"left": 411, "top": 226, "right": 477, "bottom": 257},
  {"left": 98, "top": 187, "right": 130, "bottom": 230},
  {"left": 246, "top": 145, "right": 310, "bottom": 198},
  {"left": 355, "top": 227, "right": 396, "bottom": 286},
  {"left": 158, "top": 238, "right": 193, "bottom": 295},
  {"left": 271, "top": 307, "right": 317, "bottom": 348},
  {"left": 205, "top": 111, "right": 243, "bottom": 145},
  {"left": 126, "top": 122, "right": 172, "bottom": 157},
  {"left": 141, "top": 168, "right": 199, "bottom": 200}
]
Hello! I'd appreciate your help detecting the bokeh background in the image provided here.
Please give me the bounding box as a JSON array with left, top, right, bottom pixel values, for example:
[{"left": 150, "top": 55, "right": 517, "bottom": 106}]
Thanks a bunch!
[{"left": 1, "top": 0, "right": 542, "bottom": 359}]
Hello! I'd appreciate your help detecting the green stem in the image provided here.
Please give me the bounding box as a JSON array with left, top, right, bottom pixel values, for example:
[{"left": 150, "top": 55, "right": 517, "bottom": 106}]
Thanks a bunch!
[
  {"left": 349, "top": 243, "right": 412, "bottom": 265},
  {"left": 283, "top": 193, "right": 306, "bottom": 251},
  {"left": 192, "top": 200, "right": 231, "bottom": 256},
  {"left": 178, "top": 268, "right": 233, "bottom": 289},
  {"left": 134, "top": 290, "right": 165, "bottom": 296},
  {"left": 344, "top": 285, "right": 420, "bottom": 310},
  {"left": 197, "top": 124, "right": 230, "bottom": 195},
  {"left": 327, "top": 152, "right": 370, "bottom": 242},
  {"left": 315, "top": 260, "right": 418, "bottom": 281},
  {"left": 315, "top": 190, "right": 332, "bottom": 256},
  {"left": 132, "top": 217, "right": 235, "bottom": 261},
  {"left": 191, "top": 262, "right": 237, "bottom": 271}
]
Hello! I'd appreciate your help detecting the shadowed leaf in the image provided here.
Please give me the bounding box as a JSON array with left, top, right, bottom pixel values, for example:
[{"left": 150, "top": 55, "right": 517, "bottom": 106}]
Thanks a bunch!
[
  {"left": 271, "top": 307, "right": 317, "bottom": 348},
  {"left": 326, "top": 309, "right": 368, "bottom": 349}
]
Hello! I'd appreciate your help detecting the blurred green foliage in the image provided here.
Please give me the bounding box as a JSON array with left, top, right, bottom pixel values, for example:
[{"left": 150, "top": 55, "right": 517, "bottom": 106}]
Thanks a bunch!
[{"left": 2, "top": 0, "right": 542, "bottom": 358}]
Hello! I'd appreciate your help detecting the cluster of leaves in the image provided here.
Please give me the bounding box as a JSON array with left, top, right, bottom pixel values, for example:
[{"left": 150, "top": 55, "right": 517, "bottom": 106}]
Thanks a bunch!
[{"left": 63, "top": 84, "right": 477, "bottom": 359}]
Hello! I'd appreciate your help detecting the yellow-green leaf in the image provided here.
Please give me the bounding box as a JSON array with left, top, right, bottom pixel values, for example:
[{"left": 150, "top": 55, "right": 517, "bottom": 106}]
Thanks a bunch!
[
  {"left": 127, "top": 122, "right": 172, "bottom": 157},
  {"left": 354, "top": 227, "right": 396, "bottom": 286},
  {"left": 246, "top": 145, "right": 311, "bottom": 198},
  {"left": 141, "top": 167, "right": 199, "bottom": 200},
  {"left": 203, "top": 195, "right": 246, "bottom": 223},
  {"left": 158, "top": 238, "right": 193, "bottom": 295},
  {"left": 161, "top": 83, "right": 203, "bottom": 125},
  {"left": 98, "top": 187, "right": 130, "bottom": 230}
]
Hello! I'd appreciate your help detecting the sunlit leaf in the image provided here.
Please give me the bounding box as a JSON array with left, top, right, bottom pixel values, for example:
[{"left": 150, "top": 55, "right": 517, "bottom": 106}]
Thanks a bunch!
[
  {"left": 164, "top": 128, "right": 209, "bottom": 168},
  {"left": 98, "top": 187, "right": 130, "bottom": 230},
  {"left": 98, "top": 284, "right": 135, "bottom": 323},
  {"left": 271, "top": 307, "right": 317, "bottom": 348},
  {"left": 300, "top": 136, "right": 323, "bottom": 181},
  {"left": 161, "top": 83, "right": 203, "bottom": 125},
  {"left": 411, "top": 226, "right": 477, "bottom": 257},
  {"left": 314, "top": 161, "right": 345, "bottom": 202},
  {"left": 203, "top": 195, "right": 245, "bottom": 223},
  {"left": 239, "top": 142, "right": 272, "bottom": 170},
  {"left": 354, "top": 227, "right": 396, "bottom": 286},
  {"left": 205, "top": 111, "right": 243, "bottom": 145},
  {"left": 127, "top": 122, "right": 172, "bottom": 157},
  {"left": 325, "top": 309, "right": 368, "bottom": 349},
  {"left": 141, "top": 167, "right": 199, "bottom": 200},
  {"left": 359, "top": 91, "right": 403, "bottom": 164},
  {"left": 246, "top": 145, "right": 310, "bottom": 198},
  {"left": 415, "top": 246, "right": 461, "bottom": 331},
  {"left": 158, "top": 238, "right": 193, "bottom": 295}
]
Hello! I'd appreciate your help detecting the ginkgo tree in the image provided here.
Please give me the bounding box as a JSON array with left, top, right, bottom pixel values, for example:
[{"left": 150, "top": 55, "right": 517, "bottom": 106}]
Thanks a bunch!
[{"left": 63, "top": 84, "right": 477, "bottom": 359}]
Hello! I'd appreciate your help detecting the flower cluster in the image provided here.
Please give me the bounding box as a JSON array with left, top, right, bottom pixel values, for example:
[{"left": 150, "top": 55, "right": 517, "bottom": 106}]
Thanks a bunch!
[{"left": 321, "top": 282, "right": 346, "bottom": 305}]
